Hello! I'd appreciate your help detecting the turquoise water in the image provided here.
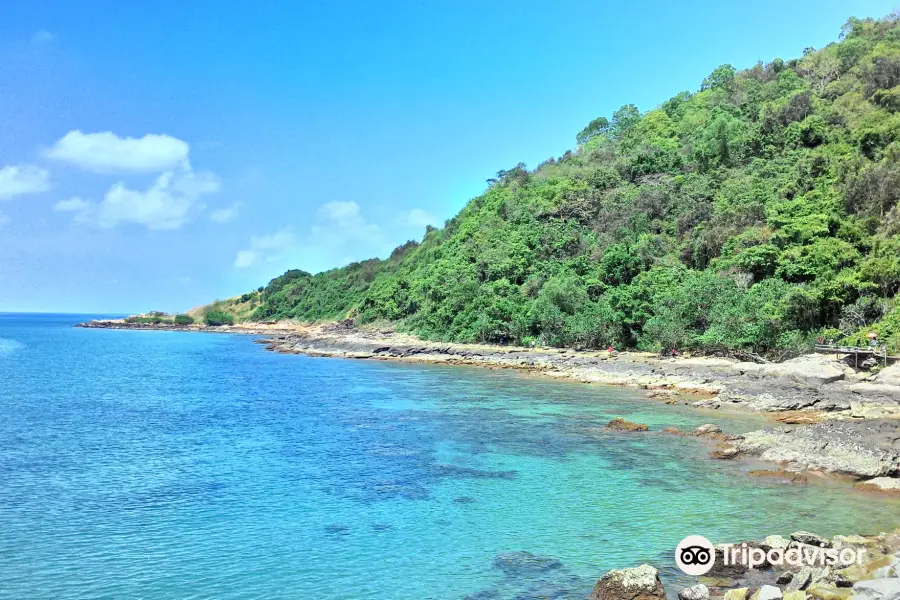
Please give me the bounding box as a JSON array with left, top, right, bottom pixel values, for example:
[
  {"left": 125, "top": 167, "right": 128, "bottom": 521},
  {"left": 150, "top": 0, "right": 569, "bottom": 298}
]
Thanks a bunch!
[{"left": 1, "top": 313, "right": 899, "bottom": 600}]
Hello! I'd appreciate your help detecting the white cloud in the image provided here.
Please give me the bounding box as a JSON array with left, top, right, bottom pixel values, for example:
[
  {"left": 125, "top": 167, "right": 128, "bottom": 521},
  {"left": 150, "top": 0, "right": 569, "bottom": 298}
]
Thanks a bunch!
[
  {"left": 31, "top": 30, "right": 56, "bottom": 46},
  {"left": 45, "top": 130, "right": 190, "bottom": 173},
  {"left": 404, "top": 208, "right": 437, "bottom": 228},
  {"left": 60, "top": 169, "right": 221, "bottom": 230},
  {"left": 0, "top": 211, "right": 9, "bottom": 228},
  {"left": 0, "top": 164, "right": 50, "bottom": 200},
  {"left": 54, "top": 197, "right": 89, "bottom": 212},
  {"left": 210, "top": 202, "right": 241, "bottom": 223},
  {"left": 234, "top": 201, "right": 391, "bottom": 271},
  {"left": 319, "top": 200, "right": 360, "bottom": 221},
  {"left": 233, "top": 228, "right": 297, "bottom": 268}
]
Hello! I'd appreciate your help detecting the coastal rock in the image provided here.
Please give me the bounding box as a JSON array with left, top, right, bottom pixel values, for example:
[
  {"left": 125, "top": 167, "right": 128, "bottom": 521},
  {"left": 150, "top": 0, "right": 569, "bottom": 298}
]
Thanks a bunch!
[
  {"left": 792, "top": 532, "right": 831, "bottom": 548},
  {"left": 724, "top": 589, "right": 749, "bottom": 600},
  {"left": 679, "top": 584, "right": 710, "bottom": 600},
  {"left": 731, "top": 355, "right": 846, "bottom": 386},
  {"left": 784, "top": 592, "right": 809, "bottom": 600},
  {"left": 606, "top": 418, "right": 649, "bottom": 432},
  {"left": 590, "top": 564, "right": 666, "bottom": 600},
  {"left": 787, "top": 567, "right": 833, "bottom": 592},
  {"left": 696, "top": 424, "right": 723, "bottom": 436},
  {"left": 752, "top": 585, "right": 784, "bottom": 600},
  {"left": 766, "top": 536, "right": 792, "bottom": 550},
  {"left": 850, "top": 579, "right": 900, "bottom": 600},
  {"left": 838, "top": 555, "right": 900, "bottom": 584},
  {"left": 808, "top": 583, "right": 853, "bottom": 600},
  {"left": 875, "top": 365, "right": 900, "bottom": 387},
  {"left": 868, "top": 556, "right": 900, "bottom": 579},
  {"left": 854, "top": 478, "right": 900, "bottom": 495},
  {"left": 734, "top": 422, "right": 900, "bottom": 478}
]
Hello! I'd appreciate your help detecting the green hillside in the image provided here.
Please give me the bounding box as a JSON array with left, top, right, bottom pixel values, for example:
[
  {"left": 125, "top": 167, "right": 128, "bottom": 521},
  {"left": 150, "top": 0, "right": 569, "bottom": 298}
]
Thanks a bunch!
[{"left": 237, "top": 15, "right": 900, "bottom": 356}]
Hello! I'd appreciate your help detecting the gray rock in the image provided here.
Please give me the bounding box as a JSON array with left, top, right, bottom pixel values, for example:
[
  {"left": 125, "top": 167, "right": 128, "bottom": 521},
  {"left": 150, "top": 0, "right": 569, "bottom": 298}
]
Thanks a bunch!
[
  {"left": 851, "top": 578, "right": 900, "bottom": 600},
  {"left": 875, "top": 364, "right": 900, "bottom": 387},
  {"left": 785, "top": 566, "right": 833, "bottom": 591},
  {"left": 696, "top": 424, "right": 722, "bottom": 435},
  {"left": 735, "top": 422, "right": 900, "bottom": 478},
  {"left": 792, "top": 531, "right": 832, "bottom": 547},
  {"left": 679, "top": 584, "right": 710, "bottom": 600},
  {"left": 766, "top": 535, "right": 791, "bottom": 550},
  {"left": 757, "top": 585, "right": 783, "bottom": 600},
  {"left": 591, "top": 564, "right": 666, "bottom": 600}
]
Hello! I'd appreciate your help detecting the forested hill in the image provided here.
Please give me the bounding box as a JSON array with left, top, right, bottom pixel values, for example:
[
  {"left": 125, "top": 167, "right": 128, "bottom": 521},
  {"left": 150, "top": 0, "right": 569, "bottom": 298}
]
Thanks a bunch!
[{"left": 236, "top": 15, "right": 900, "bottom": 356}]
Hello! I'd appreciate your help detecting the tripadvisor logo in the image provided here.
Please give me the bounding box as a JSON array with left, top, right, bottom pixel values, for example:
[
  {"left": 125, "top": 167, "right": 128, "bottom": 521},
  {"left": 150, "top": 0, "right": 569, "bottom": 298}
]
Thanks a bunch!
[
  {"left": 675, "top": 535, "right": 868, "bottom": 575},
  {"left": 675, "top": 535, "right": 716, "bottom": 576}
]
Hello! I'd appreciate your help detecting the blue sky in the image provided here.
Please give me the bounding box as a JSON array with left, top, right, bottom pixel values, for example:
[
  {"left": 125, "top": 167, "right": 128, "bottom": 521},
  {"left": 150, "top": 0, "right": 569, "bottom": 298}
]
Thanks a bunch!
[{"left": 0, "top": 0, "right": 896, "bottom": 313}]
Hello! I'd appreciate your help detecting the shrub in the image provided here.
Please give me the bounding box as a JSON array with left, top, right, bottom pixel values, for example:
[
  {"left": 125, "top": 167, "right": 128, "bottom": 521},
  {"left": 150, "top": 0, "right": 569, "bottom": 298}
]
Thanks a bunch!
[
  {"left": 174, "top": 314, "right": 195, "bottom": 325},
  {"left": 204, "top": 310, "right": 234, "bottom": 326}
]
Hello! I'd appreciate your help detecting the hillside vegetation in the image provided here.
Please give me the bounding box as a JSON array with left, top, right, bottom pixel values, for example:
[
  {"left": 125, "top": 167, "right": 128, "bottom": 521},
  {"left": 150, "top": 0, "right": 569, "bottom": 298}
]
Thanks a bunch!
[{"left": 233, "top": 15, "right": 900, "bottom": 356}]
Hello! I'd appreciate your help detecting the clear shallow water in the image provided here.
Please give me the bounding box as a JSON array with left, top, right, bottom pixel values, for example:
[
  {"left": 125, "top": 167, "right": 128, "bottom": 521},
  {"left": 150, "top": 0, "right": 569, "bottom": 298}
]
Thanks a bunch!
[{"left": 1, "top": 313, "right": 898, "bottom": 600}]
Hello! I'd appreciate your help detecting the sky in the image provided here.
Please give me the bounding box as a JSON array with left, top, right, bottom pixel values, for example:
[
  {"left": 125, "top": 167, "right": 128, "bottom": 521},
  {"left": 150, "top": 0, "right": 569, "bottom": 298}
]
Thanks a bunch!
[{"left": 0, "top": 1, "right": 897, "bottom": 313}]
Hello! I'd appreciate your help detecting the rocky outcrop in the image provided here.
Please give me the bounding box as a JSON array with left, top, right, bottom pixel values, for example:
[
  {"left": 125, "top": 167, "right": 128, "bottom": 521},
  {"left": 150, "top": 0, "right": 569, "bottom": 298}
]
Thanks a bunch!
[
  {"left": 729, "top": 421, "right": 900, "bottom": 478},
  {"left": 590, "top": 565, "right": 665, "bottom": 600},
  {"left": 876, "top": 365, "right": 900, "bottom": 387},
  {"left": 731, "top": 355, "right": 847, "bottom": 386},
  {"left": 855, "top": 478, "right": 900, "bottom": 495},
  {"left": 606, "top": 417, "right": 649, "bottom": 432}
]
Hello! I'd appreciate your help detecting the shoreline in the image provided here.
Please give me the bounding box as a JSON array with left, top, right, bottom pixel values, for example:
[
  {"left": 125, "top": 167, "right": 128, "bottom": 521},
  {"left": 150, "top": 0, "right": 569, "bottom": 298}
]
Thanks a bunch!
[{"left": 77, "top": 318, "right": 900, "bottom": 489}]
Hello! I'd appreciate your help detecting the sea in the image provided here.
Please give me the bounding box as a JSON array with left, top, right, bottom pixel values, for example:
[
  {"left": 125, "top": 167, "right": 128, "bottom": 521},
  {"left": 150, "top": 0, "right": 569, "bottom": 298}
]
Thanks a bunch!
[{"left": 1, "top": 313, "right": 898, "bottom": 599}]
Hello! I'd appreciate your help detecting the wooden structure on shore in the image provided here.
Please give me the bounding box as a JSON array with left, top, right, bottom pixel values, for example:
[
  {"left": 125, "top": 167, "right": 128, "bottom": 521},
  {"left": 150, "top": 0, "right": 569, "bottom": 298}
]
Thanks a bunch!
[{"left": 814, "top": 344, "right": 899, "bottom": 367}]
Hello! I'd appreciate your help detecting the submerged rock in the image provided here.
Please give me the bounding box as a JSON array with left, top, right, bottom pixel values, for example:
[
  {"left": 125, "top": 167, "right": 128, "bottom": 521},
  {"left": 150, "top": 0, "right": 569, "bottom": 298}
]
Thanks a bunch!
[
  {"left": 605, "top": 417, "right": 649, "bottom": 432},
  {"left": 492, "top": 551, "right": 563, "bottom": 577},
  {"left": 590, "top": 564, "right": 665, "bottom": 600}
]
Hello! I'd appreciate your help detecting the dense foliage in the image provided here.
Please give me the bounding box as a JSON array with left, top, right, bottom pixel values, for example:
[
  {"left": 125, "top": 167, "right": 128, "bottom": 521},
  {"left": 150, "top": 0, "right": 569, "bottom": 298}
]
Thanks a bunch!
[
  {"left": 204, "top": 310, "right": 235, "bottom": 326},
  {"left": 240, "top": 15, "right": 900, "bottom": 355},
  {"left": 174, "top": 314, "right": 195, "bottom": 325}
]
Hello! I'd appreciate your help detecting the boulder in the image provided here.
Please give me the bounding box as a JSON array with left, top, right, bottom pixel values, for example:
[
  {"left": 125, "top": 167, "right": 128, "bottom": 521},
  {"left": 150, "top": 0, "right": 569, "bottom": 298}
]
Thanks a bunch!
[
  {"left": 697, "top": 424, "right": 723, "bottom": 435},
  {"left": 808, "top": 583, "right": 853, "bottom": 600},
  {"left": 792, "top": 532, "right": 832, "bottom": 548},
  {"left": 590, "top": 564, "right": 666, "bottom": 600},
  {"left": 752, "top": 585, "right": 784, "bottom": 600},
  {"left": 784, "top": 592, "right": 809, "bottom": 600},
  {"left": 606, "top": 418, "right": 649, "bottom": 432},
  {"left": 787, "top": 567, "right": 834, "bottom": 592},
  {"left": 850, "top": 578, "right": 900, "bottom": 600},
  {"left": 875, "top": 364, "right": 900, "bottom": 387},
  {"left": 725, "top": 589, "right": 749, "bottom": 600},
  {"left": 679, "top": 584, "right": 710, "bottom": 600},
  {"left": 767, "top": 536, "right": 792, "bottom": 550}
]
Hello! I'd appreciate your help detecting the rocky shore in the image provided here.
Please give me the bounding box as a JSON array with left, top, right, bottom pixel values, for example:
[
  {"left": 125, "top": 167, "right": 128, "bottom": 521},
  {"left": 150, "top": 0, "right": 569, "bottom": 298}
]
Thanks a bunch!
[
  {"left": 592, "top": 528, "right": 900, "bottom": 600},
  {"left": 77, "top": 318, "right": 900, "bottom": 490}
]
